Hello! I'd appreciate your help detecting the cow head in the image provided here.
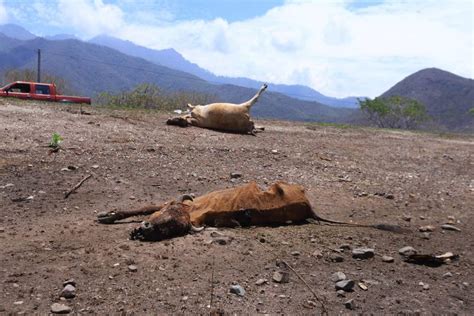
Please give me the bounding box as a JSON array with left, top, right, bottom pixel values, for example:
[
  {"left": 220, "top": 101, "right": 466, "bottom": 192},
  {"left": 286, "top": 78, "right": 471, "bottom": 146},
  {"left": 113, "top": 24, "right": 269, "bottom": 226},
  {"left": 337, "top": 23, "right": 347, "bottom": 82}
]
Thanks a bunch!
[{"left": 130, "top": 201, "right": 193, "bottom": 241}]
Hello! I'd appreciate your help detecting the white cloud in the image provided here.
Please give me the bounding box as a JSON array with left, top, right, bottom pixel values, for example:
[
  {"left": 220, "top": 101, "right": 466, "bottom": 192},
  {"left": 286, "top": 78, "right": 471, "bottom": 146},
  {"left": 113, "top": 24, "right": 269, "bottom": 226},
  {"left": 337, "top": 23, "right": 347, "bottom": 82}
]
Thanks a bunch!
[
  {"left": 0, "top": 0, "right": 8, "bottom": 24},
  {"left": 56, "top": 0, "right": 125, "bottom": 38},
  {"left": 5, "top": 0, "right": 472, "bottom": 97}
]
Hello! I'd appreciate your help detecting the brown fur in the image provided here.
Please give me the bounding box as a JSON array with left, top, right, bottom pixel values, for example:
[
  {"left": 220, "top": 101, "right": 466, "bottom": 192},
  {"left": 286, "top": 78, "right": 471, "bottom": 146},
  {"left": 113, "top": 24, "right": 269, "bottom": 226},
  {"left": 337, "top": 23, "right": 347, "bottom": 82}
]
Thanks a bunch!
[{"left": 97, "top": 181, "right": 403, "bottom": 241}]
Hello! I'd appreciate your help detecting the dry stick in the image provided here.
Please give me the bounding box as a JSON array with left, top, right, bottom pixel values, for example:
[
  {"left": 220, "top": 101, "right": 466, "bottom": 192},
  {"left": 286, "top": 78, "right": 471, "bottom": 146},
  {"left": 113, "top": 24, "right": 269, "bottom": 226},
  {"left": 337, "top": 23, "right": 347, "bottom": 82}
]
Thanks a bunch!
[
  {"left": 253, "top": 238, "right": 328, "bottom": 315},
  {"left": 64, "top": 174, "right": 92, "bottom": 199},
  {"left": 209, "top": 255, "right": 216, "bottom": 315}
]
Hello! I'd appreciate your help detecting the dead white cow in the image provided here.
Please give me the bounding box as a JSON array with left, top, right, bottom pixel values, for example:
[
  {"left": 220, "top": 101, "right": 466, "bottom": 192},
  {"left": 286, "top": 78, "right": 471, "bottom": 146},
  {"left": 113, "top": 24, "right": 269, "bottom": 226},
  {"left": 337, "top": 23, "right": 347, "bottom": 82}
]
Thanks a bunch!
[{"left": 167, "top": 84, "right": 268, "bottom": 134}]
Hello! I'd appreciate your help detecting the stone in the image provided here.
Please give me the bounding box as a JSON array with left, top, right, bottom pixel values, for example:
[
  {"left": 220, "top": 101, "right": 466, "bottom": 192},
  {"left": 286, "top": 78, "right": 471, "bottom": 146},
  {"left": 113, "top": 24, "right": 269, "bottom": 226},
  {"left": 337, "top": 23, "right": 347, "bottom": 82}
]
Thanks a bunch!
[
  {"left": 419, "top": 225, "right": 435, "bottom": 232},
  {"left": 0, "top": 227, "right": 4, "bottom": 233},
  {"left": 128, "top": 265, "right": 138, "bottom": 272},
  {"left": 229, "top": 284, "right": 245, "bottom": 296},
  {"left": 230, "top": 172, "right": 242, "bottom": 179},
  {"left": 60, "top": 284, "right": 76, "bottom": 299},
  {"left": 62, "top": 279, "right": 76, "bottom": 287},
  {"left": 272, "top": 271, "right": 290, "bottom": 283},
  {"left": 331, "top": 272, "right": 346, "bottom": 282},
  {"left": 358, "top": 282, "right": 368, "bottom": 291},
  {"left": 329, "top": 253, "right": 344, "bottom": 262},
  {"left": 291, "top": 251, "right": 301, "bottom": 256},
  {"left": 443, "top": 272, "right": 453, "bottom": 278},
  {"left": 352, "top": 248, "right": 375, "bottom": 259},
  {"left": 255, "top": 278, "right": 267, "bottom": 286},
  {"left": 344, "top": 299, "right": 355, "bottom": 310},
  {"left": 382, "top": 255, "right": 394, "bottom": 263},
  {"left": 441, "top": 224, "right": 461, "bottom": 232},
  {"left": 51, "top": 303, "right": 71, "bottom": 314},
  {"left": 339, "top": 244, "right": 351, "bottom": 251},
  {"left": 335, "top": 280, "right": 355, "bottom": 292},
  {"left": 398, "top": 246, "right": 417, "bottom": 257},
  {"left": 385, "top": 194, "right": 395, "bottom": 199},
  {"left": 402, "top": 214, "right": 412, "bottom": 222},
  {"left": 336, "top": 290, "right": 346, "bottom": 297}
]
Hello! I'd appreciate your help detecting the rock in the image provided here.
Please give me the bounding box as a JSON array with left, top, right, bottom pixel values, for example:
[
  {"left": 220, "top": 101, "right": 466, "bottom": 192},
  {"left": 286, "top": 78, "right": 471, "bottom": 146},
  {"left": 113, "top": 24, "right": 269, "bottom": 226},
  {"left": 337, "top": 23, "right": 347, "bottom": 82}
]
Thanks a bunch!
[
  {"left": 51, "top": 303, "right": 71, "bottom": 314},
  {"left": 229, "top": 284, "right": 245, "bottom": 296},
  {"left": 399, "top": 246, "right": 417, "bottom": 257},
  {"left": 441, "top": 224, "right": 461, "bottom": 232},
  {"left": 0, "top": 227, "right": 4, "bottom": 233},
  {"left": 419, "top": 225, "right": 435, "bottom": 232},
  {"left": 313, "top": 250, "right": 323, "bottom": 258},
  {"left": 91, "top": 165, "right": 99, "bottom": 169},
  {"left": 336, "top": 290, "right": 346, "bottom": 297},
  {"left": 60, "top": 284, "right": 76, "bottom": 299},
  {"left": 255, "top": 278, "right": 267, "bottom": 286},
  {"left": 62, "top": 279, "right": 76, "bottom": 287},
  {"left": 329, "top": 253, "right": 344, "bottom": 262},
  {"left": 13, "top": 301, "right": 23, "bottom": 305},
  {"left": 339, "top": 244, "right": 351, "bottom": 251},
  {"left": 331, "top": 272, "right": 346, "bottom": 282},
  {"left": 272, "top": 271, "right": 290, "bottom": 283},
  {"left": 382, "top": 255, "right": 394, "bottom": 263},
  {"left": 358, "top": 282, "right": 368, "bottom": 291},
  {"left": 290, "top": 251, "right": 301, "bottom": 256},
  {"left": 230, "top": 172, "right": 242, "bottom": 179},
  {"left": 421, "top": 232, "right": 431, "bottom": 239},
  {"left": 385, "top": 194, "right": 395, "bottom": 199},
  {"left": 335, "top": 280, "right": 355, "bottom": 292},
  {"left": 128, "top": 265, "right": 138, "bottom": 272},
  {"left": 344, "top": 299, "right": 355, "bottom": 310},
  {"left": 402, "top": 214, "right": 412, "bottom": 222},
  {"left": 443, "top": 272, "right": 453, "bottom": 278},
  {"left": 352, "top": 248, "right": 375, "bottom": 259},
  {"left": 418, "top": 282, "right": 430, "bottom": 290},
  {"left": 210, "top": 231, "right": 225, "bottom": 238}
]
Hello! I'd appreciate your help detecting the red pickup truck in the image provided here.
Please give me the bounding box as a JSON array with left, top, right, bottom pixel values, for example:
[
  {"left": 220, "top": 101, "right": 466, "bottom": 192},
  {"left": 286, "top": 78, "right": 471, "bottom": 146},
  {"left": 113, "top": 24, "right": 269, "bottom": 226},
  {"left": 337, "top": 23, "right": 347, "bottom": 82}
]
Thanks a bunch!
[{"left": 0, "top": 81, "right": 91, "bottom": 104}]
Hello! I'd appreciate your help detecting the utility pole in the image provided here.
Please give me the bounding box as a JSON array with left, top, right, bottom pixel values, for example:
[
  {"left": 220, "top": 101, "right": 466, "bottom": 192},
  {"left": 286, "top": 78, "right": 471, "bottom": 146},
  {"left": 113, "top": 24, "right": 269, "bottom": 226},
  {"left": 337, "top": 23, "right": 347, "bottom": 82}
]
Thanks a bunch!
[{"left": 37, "top": 49, "right": 41, "bottom": 82}]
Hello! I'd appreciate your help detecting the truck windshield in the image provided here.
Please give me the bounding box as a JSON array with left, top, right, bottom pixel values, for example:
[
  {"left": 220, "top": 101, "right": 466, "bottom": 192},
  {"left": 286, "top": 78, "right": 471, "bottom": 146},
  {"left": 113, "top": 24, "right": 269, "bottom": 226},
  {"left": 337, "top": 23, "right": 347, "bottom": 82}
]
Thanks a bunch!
[{"left": 8, "top": 83, "right": 31, "bottom": 93}]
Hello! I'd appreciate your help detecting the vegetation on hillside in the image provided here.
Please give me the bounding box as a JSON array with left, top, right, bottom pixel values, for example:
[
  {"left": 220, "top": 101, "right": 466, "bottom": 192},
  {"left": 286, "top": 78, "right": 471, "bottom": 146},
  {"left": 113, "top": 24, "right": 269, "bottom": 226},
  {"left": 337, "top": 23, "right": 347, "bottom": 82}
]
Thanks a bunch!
[
  {"left": 95, "top": 83, "right": 213, "bottom": 111},
  {"left": 359, "top": 95, "right": 429, "bottom": 129}
]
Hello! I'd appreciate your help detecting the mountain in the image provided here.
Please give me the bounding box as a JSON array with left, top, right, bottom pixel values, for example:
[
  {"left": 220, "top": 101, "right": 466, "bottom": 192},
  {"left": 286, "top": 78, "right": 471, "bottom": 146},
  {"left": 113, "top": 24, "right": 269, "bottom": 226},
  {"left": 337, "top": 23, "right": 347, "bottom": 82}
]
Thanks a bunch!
[
  {"left": 45, "top": 34, "right": 79, "bottom": 41},
  {"left": 0, "top": 24, "right": 36, "bottom": 40},
  {"left": 381, "top": 68, "right": 474, "bottom": 131},
  {"left": 0, "top": 35, "right": 355, "bottom": 123},
  {"left": 90, "top": 35, "right": 360, "bottom": 108}
]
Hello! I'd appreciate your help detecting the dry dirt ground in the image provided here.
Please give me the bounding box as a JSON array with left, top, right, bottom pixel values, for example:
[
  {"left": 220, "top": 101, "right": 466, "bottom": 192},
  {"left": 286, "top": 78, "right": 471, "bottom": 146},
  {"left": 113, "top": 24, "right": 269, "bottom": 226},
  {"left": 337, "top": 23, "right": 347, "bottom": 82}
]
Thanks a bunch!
[{"left": 0, "top": 99, "right": 473, "bottom": 315}]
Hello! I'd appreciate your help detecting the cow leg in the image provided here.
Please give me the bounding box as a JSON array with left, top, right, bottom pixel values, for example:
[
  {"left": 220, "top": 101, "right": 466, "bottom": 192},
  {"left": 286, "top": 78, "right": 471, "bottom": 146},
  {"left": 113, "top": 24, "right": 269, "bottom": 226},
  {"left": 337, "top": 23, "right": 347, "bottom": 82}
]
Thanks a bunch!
[{"left": 97, "top": 204, "right": 165, "bottom": 224}]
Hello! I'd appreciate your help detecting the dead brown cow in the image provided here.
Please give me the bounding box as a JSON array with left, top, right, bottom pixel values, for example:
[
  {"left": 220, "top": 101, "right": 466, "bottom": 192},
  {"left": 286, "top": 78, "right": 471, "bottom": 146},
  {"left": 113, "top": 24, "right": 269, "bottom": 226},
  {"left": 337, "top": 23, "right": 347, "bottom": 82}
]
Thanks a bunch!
[
  {"left": 97, "top": 181, "right": 401, "bottom": 241},
  {"left": 166, "top": 84, "right": 268, "bottom": 135}
]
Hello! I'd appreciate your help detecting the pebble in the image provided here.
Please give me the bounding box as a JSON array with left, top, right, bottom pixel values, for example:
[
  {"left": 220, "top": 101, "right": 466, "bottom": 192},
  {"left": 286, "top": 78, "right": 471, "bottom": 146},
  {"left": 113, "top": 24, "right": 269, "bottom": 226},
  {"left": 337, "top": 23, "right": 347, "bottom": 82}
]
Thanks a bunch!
[
  {"left": 331, "top": 272, "right": 346, "bottom": 282},
  {"left": 291, "top": 251, "right": 301, "bottom": 256},
  {"left": 229, "top": 284, "right": 245, "bottom": 296},
  {"left": 402, "top": 214, "right": 412, "bottom": 222},
  {"left": 272, "top": 271, "right": 290, "bottom": 283},
  {"left": 60, "top": 284, "right": 76, "bottom": 299},
  {"left": 419, "top": 282, "right": 430, "bottom": 290},
  {"left": 441, "top": 224, "right": 461, "bottom": 232},
  {"left": 128, "top": 265, "right": 138, "bottom": 272},
  {"left": 91, "top": 165, "right": 99, "bottom": 169},
  {"left": 313, "top": 250, "right": 323, "bottom": 258},
  {"left": 344, "top": 299, "right": 355, "bottom": 310},
  {"left": 13, "top": 301, "right": 24, "bottom": 305},
  {"left": 336, "top": 290, "right": 346, "bottom": 297},
  {"left": 0, "top": 227, "right": 4, "bottom": 233},
  {"left": 358, "top": 282, "right": 368, "bottom": 291},
  {"left": 335, "top": 280, "right": 355, "bottom": 292},
  {"left": 382, "top": 255, "right": 394, "bottom": 263},
  {"left": 352, "top": 248, "right": 375, "bottom": 259},
  {"left": 419, "top": 225, "right": 435, "bottom": 232},
  {"left": 51, "top": 303, "right": 71, "bottom": 314},
  {"left": 443, "top": 272, "right": 453, "bottom": 278},
  {"left": 329, "top": 253, "right": 344, "bottom": 262},
  {"left": 385, "top": 194, "right": 395, "bottom": 199},
  {"left": 339, "top": 244, "right": 351, "bottom": 251},
  {"left": 255, "top": 278, "right": 267, "bottom": 286},
  {"left": 398, "top": 246, "right": 417, "bottom": 256},
  {"left": 63, "top": 279, "right": 76, "bottom": 287},
  {"left": 230, "top": 172, "right": 242, "bottom": 179},
  {"left": 421, "top": 232, "right": 431, "bottom": 239}
]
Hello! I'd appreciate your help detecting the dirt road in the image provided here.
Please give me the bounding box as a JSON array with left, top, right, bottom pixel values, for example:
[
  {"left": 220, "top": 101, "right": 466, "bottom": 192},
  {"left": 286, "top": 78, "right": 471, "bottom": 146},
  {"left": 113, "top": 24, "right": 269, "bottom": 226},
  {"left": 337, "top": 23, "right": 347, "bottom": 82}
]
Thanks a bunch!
[{"left": 1, "top": 100, "right": 473, "bottom": 314}]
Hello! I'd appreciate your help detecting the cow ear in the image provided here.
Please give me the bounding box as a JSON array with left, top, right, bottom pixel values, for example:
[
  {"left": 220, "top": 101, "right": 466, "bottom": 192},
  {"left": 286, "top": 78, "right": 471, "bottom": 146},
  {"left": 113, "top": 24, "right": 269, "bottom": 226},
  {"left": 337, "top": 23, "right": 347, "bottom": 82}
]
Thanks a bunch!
[{"left": 187, "top": 103, "right": 195, "bottom": 109}]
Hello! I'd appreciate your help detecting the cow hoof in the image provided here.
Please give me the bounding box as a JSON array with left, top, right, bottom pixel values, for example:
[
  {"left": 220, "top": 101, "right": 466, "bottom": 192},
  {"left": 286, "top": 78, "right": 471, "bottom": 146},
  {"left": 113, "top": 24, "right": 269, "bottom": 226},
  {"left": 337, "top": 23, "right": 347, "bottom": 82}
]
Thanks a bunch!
[
  {"left": 130, "top": 221, "right": 154, "bottom": 240},
  {"left": 97, "top": 211, "right": 118, "bottom": 224}
]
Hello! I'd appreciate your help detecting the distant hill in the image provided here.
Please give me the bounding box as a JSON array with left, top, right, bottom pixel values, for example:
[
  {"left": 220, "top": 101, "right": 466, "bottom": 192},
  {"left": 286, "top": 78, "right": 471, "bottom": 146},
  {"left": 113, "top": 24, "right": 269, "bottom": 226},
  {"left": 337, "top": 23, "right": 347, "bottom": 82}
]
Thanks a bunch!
[
  {"left": 90, "top": 35, "right": 360, "bottom": 108},
  {"left": 0, "top": 24, "right": 36, "bottom": 40},
  {"left": 381, "top": 68, "right": 474, "bottom": 131},
  {"left": 0, "top": 35, "right": 355, "bottom": 123}
]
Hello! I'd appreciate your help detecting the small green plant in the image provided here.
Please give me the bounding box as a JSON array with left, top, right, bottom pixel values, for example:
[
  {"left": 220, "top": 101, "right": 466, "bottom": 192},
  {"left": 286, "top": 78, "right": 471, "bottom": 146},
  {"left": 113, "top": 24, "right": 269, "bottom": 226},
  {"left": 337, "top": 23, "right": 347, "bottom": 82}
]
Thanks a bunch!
[{"left": 49, "top": 132, "right": 63, "bottom": 149}]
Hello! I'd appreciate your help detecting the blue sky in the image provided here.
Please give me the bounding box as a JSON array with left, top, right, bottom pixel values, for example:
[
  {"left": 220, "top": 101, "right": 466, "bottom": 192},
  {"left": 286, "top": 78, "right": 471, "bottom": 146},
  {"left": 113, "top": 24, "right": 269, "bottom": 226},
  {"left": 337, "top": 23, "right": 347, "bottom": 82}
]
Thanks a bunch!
[{"left": 0, "top": 0, "right": 472, "bottom": 97}]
